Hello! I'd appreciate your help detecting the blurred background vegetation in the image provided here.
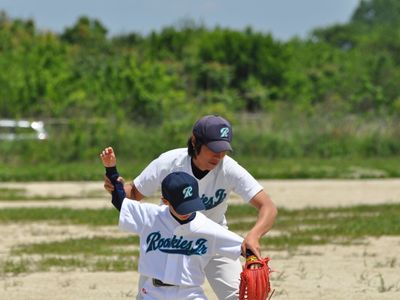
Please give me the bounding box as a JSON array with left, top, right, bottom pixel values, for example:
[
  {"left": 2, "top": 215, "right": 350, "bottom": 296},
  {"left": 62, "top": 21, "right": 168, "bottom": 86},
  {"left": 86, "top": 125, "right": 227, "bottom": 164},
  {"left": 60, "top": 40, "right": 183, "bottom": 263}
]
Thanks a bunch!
[{"left": 0, "top": 0, "right": 399, "bottom": 181}]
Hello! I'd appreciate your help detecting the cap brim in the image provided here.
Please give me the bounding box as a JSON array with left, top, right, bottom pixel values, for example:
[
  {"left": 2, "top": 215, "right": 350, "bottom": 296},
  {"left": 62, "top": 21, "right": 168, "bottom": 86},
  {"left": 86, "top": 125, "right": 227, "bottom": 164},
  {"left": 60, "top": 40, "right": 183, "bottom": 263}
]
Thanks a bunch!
[
  {"left": 207, "top": 140, "right": 232, "bottom": 152},
  {"left": 175, "top": 197, "right": 205, "bottom": 215}
]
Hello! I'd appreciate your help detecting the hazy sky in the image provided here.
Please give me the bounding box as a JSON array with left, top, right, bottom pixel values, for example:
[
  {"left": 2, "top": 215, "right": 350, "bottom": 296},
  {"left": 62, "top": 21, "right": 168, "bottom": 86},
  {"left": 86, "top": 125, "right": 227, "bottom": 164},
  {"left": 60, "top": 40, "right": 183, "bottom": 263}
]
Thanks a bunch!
[{"left": 0, "top": 0, "right": 360, "bottom": 40}]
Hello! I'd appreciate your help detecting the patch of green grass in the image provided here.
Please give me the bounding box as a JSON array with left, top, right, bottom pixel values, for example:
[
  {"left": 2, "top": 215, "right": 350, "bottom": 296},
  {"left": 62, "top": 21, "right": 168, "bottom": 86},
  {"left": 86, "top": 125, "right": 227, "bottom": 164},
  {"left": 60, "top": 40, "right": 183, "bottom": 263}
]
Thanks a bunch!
[
  {"left": 37, "top": 257, "right": 90, "bottom": 272},
  {"left": 92, "top": 257, "right": 137, "bottom": 272},
  {"left": 1, "top": 257, "right": 32, "bottom": 274},
  {"left": 234, "top": 156, "right": 400, "bottom": 179},
  {"left": 0, "top": 187, "right": 105, "bottom": 201},
  {"left": 0, "top": 188, "right": 26, "bottom": 200},
  {"left": 2, "top": 157, "right": 400, "bottom": 181},
  {"left": 227, "top": 203, "right": 400, "bottom": 249},
  {"left": 2, "top": 237, "right": 140, "bottom": 275},
  {"left": 12, "top": 236, "right": 139, "bottom": 256},
  {"left": 0, "top": 207, "right": 119, "bottom": 225},
  {"left": 1, "top": 204, "right": 400, "bottom": 239},
  {"left": 1, "top": 255, "right": 138, "bottom": 275},
  {"left": 0, "top": 161, "right": 145, "bottom": 182}
]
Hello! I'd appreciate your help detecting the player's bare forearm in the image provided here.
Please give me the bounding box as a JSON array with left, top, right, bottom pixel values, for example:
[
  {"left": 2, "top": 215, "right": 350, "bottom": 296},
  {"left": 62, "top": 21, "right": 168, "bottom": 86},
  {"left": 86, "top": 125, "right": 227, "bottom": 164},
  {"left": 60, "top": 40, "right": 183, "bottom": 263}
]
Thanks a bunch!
[
  {"left": 128, "top": 183, "right": 144, "bottom": 200},
  {"left": 250, "top": 192, "right": 277, "bottom": 235},
  {"left": 242, "top": 191, "right": 277, "bottom": 259}
]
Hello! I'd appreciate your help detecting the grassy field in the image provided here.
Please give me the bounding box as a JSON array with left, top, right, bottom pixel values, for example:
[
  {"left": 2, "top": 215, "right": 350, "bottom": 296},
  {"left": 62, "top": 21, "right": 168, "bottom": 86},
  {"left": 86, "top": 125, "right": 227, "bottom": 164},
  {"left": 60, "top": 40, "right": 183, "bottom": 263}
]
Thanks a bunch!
[
  {"left": 1, "top": 156, "right": 400, "bottom": 181},
  {"left": 1, "top": 203, "right": 399, "bottom": 275}
]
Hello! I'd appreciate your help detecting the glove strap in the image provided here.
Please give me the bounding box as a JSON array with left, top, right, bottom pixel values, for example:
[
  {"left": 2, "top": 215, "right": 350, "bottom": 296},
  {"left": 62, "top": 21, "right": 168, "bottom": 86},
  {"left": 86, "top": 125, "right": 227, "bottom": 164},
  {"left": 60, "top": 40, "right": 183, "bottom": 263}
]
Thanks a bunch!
[
  {"left": 245, "top": 249, "right": 259, "bottom": 265},
  {"left": 246, "top": 255, "right": 258, "bottom": 262}
]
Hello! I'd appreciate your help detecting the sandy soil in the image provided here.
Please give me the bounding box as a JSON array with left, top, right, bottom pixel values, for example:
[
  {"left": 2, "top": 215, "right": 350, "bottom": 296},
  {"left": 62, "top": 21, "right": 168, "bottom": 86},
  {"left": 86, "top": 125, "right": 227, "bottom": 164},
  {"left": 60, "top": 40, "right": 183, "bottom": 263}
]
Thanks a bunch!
[{"left": 1, "top": 180, "right": 400, "bottom": 300}]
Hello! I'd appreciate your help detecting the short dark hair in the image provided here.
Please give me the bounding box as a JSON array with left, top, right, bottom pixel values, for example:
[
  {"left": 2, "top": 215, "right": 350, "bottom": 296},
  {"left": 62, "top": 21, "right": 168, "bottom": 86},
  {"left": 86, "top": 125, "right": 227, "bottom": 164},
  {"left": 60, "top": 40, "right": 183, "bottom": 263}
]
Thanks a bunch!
[{"left": 187, "top": 135, "right": 203, "bottom": 158}]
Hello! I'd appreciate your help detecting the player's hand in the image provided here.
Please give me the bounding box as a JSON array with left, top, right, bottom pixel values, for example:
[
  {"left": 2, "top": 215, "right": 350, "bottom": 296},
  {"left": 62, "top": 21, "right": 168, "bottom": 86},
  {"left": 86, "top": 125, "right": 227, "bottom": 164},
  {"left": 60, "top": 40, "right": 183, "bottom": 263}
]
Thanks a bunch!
[
  {"left": 100, "top": 146, "right": 116, "bottom": 167},
  {"left": 104, "top": 175, "right": 114, "bottom": 193},
  {"left": 241, "top": 232, "right": 262, "bottom": 261},
  {"left": 103, "top": 175, "right": 125, "bottom": 193}
]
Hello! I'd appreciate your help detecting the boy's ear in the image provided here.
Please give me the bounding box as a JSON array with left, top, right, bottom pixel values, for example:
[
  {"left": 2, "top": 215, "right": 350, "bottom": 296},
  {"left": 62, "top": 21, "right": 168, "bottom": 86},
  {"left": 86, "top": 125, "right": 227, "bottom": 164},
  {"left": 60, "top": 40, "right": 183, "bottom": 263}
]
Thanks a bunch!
[{"left": 161, "top": 198, "right": 169, "bottom": 205}]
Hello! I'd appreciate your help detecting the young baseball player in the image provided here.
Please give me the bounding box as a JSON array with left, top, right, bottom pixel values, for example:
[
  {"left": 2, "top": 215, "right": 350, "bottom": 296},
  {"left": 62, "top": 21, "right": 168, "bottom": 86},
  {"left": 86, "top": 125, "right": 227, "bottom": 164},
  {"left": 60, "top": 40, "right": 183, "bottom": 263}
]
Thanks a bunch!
[
  {"left": 103, "top": 115, "right": 277, "bottom": 300},
  {"left": 100, "top": 147, "right": 244, "bottom": 300}
]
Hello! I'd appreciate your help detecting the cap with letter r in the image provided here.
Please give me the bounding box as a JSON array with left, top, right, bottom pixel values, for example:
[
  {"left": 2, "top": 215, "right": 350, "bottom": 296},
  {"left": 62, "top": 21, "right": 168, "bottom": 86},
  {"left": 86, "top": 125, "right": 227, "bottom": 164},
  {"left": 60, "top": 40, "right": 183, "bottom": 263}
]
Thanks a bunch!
[
  {"left": 192, "top": 115, "right": 233, "bottom": 152},
  {"left": 161, "top": 172, "right": 205, "bottom": 215}
]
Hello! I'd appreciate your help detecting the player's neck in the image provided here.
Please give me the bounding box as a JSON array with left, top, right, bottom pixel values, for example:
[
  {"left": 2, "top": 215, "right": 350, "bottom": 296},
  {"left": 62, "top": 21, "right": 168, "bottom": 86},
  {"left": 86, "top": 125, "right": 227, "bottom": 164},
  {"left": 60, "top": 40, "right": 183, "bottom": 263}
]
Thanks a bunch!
[
  {"left": 191, "top": 158, "right": 209, "bottom": 179},
  {"left": 169, "top": 210, "right": 196, "bottom": 224}
]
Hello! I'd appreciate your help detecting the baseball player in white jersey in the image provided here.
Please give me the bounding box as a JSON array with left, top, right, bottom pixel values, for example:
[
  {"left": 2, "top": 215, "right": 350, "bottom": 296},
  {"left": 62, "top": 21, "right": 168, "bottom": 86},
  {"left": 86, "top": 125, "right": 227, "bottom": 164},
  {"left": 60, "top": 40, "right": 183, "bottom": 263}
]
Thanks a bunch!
[
  {"left": 103, "top": 115, "right": 277, "bottom": 299},
  {"left": 100, "top": 147, "right": 244, "bottom": 300}
]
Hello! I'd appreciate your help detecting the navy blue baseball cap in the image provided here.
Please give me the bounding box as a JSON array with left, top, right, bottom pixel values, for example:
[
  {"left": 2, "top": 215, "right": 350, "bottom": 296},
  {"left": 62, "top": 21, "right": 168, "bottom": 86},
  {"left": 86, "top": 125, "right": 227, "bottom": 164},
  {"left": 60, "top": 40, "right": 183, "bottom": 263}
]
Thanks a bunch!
[
  {"left": 193, "top": 115, "right": 233, "bottom": 152},
  {"left": 161, "top": 172, "right": 205, "bottom": 215}
]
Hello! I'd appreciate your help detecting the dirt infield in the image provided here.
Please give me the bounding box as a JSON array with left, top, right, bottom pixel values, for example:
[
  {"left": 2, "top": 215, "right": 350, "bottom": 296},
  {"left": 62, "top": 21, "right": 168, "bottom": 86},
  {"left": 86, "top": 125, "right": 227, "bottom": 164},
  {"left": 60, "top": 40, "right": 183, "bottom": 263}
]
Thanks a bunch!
[{"left": 1, "top": 179, "right": 400, "bottom": 299}]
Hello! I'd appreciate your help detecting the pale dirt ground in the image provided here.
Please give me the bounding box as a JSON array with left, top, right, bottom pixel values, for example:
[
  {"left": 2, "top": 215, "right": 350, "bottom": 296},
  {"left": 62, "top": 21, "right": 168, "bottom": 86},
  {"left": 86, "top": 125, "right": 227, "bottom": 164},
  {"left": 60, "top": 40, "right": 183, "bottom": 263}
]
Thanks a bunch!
[{"left": 1, "top": 179, "right": 400, "bottom": 300}]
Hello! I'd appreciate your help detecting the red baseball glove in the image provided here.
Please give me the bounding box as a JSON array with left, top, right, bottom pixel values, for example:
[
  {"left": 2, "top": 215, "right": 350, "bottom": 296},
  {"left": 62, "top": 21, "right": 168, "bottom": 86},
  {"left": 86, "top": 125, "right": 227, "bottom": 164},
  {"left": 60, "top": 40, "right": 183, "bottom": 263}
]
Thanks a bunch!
[{"left": 239, "top": 255, "right": 272, "bottom": 300}]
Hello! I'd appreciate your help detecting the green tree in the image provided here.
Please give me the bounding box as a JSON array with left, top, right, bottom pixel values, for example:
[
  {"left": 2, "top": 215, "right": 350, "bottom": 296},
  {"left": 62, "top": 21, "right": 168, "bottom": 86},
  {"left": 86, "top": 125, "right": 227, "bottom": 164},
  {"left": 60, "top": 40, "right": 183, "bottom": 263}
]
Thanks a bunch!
[
  {"left": 61, "top": 16, "right": 108, "bottom": 45},
  {"left": 351, "top": 0, "right": 400, "bottom": 27}
]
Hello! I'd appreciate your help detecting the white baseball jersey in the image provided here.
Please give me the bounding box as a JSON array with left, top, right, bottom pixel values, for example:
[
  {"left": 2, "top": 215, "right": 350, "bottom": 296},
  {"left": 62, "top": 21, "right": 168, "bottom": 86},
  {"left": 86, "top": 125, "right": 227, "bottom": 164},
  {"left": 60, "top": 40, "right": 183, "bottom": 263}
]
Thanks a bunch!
[
  {"left": 119, "top": 199, "right": 243, "bottom": 286},
  {"left": 133, "top": 148, "right": 263, "bottom": 226}
]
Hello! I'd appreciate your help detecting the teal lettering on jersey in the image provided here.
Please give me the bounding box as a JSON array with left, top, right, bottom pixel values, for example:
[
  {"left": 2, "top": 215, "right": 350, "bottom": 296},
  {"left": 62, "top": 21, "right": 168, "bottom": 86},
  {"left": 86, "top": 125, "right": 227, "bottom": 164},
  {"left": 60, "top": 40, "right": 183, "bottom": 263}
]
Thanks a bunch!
[
  {"left": 146, "top": 232, "right": 208, "bottom": 255},
  {"left": 201, "top": 189, "right": 227, "bottom": 210}
]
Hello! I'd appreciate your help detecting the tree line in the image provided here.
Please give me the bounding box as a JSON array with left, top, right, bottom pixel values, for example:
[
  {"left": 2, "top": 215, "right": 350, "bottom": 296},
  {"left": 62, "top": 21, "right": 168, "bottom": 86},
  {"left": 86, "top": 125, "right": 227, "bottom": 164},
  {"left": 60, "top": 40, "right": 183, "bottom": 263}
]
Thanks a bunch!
[{"left": 0, "top": 0, "right": 399, "bottom": 163}]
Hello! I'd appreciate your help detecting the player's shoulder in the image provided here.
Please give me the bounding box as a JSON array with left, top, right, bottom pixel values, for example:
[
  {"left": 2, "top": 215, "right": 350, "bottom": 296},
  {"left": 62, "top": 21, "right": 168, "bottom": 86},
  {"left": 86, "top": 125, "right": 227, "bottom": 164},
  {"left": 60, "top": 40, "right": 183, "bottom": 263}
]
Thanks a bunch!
[
  {"left": 156, "top": 148, "right": 189, "bottom": 168},
  {"left": 158, "top": 148, "right": 188, "bottom": 160},
  {"left": 124, "top": 199, "right": 164, "bottom": 214},
  {"left": 194, "top": 211, "right": 221, "bottom": 229},
  {"left": 218, "top": 154, "right": 241, "bottom": 173},
  {"left": 222, "top": 154, "right": 238, "bottom": 165}
]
